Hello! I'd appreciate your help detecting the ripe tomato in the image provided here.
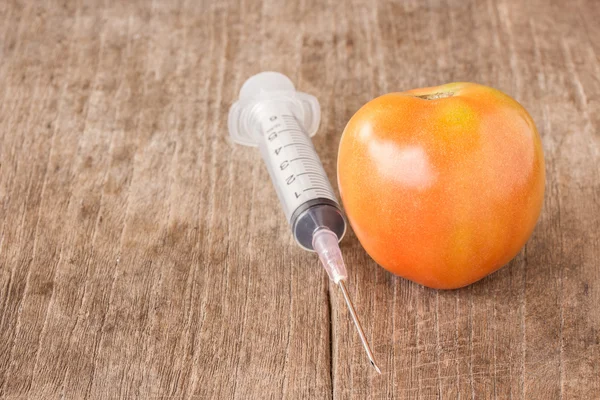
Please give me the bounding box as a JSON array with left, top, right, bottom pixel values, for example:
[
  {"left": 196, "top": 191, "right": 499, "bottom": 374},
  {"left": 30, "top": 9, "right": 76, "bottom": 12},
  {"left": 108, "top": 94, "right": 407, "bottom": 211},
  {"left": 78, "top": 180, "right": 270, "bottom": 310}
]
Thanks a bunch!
[{"left": 337, "top": 83, "right": 545, "bottom": 289}]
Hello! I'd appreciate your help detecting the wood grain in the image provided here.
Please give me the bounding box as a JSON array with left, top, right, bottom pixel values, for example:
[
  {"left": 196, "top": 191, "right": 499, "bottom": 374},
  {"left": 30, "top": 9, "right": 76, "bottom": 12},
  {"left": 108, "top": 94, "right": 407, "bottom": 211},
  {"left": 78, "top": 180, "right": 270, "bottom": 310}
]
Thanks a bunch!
[{"left": 1, "top": 0, "right": 599, "bottom": 398}]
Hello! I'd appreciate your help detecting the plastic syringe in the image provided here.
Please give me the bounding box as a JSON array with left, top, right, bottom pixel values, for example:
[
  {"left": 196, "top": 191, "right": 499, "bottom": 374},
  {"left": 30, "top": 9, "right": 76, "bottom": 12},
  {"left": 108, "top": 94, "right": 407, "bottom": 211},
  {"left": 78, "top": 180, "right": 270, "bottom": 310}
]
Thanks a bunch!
[{"left": 228, "top": 72, "right": 380, "bottom": 373}]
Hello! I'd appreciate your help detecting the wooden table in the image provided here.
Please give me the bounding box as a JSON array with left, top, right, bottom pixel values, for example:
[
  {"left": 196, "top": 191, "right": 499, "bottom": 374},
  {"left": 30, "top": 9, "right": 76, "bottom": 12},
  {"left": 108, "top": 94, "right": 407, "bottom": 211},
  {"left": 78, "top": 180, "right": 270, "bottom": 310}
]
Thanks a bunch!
[{"left": 1, "top": 0, "right": 599, "bottom": 398}]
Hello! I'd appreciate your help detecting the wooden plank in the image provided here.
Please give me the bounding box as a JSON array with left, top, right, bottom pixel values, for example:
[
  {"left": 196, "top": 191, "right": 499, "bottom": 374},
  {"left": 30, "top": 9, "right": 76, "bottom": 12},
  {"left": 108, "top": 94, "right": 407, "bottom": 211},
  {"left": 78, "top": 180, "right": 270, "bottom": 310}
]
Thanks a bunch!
[
  {"left": 0, "top": 0, "right": 84, "bottom": 394},
  {"left": 0, "top": 0, "right": 598, "bottom": 398}
]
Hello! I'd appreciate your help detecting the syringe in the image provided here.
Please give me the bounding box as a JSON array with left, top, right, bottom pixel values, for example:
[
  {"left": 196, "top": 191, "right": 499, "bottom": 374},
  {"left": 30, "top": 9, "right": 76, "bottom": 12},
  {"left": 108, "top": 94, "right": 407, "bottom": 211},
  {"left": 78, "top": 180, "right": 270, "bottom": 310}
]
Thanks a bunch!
[{"left": 228, "top": 72, "right": 380, "bottom": 373}]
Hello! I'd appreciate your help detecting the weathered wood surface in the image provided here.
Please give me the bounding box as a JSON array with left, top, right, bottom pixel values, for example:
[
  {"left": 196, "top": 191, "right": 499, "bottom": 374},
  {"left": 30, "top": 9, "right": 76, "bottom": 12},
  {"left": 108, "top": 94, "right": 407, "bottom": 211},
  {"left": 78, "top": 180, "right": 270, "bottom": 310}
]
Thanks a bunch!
[{"left": 0, "top": 0, "right": 599, "bottom": 398}]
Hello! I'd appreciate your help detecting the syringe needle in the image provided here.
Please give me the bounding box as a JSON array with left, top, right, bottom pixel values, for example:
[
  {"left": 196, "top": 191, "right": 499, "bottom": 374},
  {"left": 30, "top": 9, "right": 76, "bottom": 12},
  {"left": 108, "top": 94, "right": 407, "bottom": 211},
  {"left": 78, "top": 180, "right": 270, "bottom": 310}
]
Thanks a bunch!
[
  {"left": 312, "top": 229, "right": 380, "bottom": 373},
  {"left": 338, "top": 280, "right": 381, "bottom": 374}
]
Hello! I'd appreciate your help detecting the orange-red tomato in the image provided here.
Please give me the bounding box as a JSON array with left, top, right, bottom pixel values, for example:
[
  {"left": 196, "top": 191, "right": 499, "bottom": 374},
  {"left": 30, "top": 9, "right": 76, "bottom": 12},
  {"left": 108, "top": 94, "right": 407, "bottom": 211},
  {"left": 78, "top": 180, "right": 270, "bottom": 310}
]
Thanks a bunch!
[{"left": 337, "top": 83, "right": 545, "bottom": 289}]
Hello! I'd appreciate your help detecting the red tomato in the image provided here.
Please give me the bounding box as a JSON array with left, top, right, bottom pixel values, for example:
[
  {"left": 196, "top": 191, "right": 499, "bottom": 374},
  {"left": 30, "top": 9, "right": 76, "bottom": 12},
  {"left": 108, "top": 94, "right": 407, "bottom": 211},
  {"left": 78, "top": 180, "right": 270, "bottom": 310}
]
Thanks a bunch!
[{"left": 337, "top": 83, "right": 545, "bottom": 289}]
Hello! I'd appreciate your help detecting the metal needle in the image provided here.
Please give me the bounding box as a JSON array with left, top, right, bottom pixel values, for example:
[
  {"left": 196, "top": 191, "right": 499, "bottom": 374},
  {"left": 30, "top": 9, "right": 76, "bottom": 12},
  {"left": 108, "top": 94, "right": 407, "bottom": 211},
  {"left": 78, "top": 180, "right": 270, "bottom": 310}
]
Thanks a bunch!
[{"left": 338, "top": 280, "right": 381, "bottom": 374}]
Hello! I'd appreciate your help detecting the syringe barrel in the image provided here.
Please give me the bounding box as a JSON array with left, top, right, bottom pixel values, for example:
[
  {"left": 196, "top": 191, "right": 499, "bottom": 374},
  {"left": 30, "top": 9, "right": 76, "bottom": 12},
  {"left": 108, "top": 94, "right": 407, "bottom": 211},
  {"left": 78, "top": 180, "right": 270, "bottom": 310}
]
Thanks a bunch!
[{"left": 251, "top": 100, "right": 346, "bottom": 251}]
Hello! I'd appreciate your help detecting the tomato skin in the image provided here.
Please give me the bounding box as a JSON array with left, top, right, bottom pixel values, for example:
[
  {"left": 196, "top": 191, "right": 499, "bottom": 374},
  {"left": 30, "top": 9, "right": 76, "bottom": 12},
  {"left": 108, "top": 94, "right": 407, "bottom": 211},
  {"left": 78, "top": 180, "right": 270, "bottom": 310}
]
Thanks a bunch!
[{"left": 337, "top": 83, "right": 545, "bottom": 289}]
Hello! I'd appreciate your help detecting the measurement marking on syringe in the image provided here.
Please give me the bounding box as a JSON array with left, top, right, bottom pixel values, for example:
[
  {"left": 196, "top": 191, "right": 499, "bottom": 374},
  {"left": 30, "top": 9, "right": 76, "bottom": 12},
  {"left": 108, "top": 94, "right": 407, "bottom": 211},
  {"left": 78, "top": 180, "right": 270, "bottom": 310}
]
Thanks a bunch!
[
  {"left": 304, "top": 185, "right": 330, "bottom": 192},
  {"left": 292, "top": 148, "right": 319, "bottom": 156},
  {"left": 297, "top": 170, "right": 329, "bottom": 179},
  {"left": 297, "top": 172, "right": 324, "bottom": 177},
  {"left": 290, "top": 157, "right": 314, "bottom": 162},
  {"left": 291, "top": 145, "right": 316, "bottom": 151},
  {"left": 307, "top": 189, "right": 331, "bottom": 195},
  {"left": 289, "top": 141, "right": 313, "bottom": 145},
  {"left": 295, "top": 156, "right": 318, "bottom": 162},
  {"left": 303, "top": 179, "right": 330, "bottom": 188},
  {"left": 299, "top": 173, "right": 327, "bottom": 181},
  {"left": 297, "top": 178, "right": 331, "bottom": 189},
  {"left": 304, "top": 188, "right": 332, "bottom": 196},
  {"left": 277, "top": 128, "right": 305, "bottom": 134},
  {"left": 296, "top": 156, "right": 318, "bottom": 162},
  {"left": 304, "top": 175, "right": 330, "bottom": 183},
  {"left": 300, "top": 177, "right": 330, "bottom": 186},
  {"left": 297, "top": 164, "right": 328, "bottom": 172},
  {"left": 284, "top": 143, "right": 313, "bottom": 148},
  {"left": 301, "top": 170, "right": 327, "bottom": 178},
  {"left": 301, "top": 159, "right": 322, "bottom": 169},
  {"left": 296, "top": 172, "right": 329, "bottom": 180},
  {"left": 281, "top": 137, "right": 310, "bottom": 144}
]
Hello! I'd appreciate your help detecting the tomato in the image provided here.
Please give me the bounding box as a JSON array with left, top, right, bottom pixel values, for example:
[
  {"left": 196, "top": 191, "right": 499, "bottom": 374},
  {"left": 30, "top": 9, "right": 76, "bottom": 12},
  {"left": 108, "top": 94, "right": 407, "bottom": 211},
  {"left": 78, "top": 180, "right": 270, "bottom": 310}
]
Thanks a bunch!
[{"left": 337, "top": 83, "right": 545, "bottom": 289}]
